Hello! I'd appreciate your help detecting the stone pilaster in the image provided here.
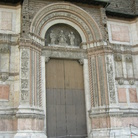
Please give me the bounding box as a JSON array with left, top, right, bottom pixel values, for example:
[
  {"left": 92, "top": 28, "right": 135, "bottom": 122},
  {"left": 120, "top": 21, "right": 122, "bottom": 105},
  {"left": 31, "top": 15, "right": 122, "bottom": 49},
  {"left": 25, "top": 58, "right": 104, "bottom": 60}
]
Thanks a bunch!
[
  {"left": 88, "top": 46, "right": 117, "bottom": 138},
  {"left": 14, "top": 39, "right": 46, "bottom": 138}
]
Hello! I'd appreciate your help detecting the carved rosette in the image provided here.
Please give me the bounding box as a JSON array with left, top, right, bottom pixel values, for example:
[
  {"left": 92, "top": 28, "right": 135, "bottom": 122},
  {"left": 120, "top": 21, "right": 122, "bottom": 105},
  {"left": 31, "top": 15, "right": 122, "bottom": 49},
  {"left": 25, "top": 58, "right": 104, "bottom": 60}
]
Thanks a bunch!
[
  {"left": 106, "top": 56, "right": 116, "bottom": 104},
  {"left": 20, "top": 49, "right": 30, "bottom": 103}
]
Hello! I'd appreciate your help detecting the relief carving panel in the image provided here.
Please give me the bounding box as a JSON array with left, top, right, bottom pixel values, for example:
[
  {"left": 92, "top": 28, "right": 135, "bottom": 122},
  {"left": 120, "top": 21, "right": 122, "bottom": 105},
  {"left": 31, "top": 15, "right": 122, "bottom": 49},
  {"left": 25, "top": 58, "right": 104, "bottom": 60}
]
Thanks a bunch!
[
  {"left": 106, "top": 56, "right": 116, "bottom": 104},
  {"left": 45, "top": 24, "right": 82, "bottom": 47}
]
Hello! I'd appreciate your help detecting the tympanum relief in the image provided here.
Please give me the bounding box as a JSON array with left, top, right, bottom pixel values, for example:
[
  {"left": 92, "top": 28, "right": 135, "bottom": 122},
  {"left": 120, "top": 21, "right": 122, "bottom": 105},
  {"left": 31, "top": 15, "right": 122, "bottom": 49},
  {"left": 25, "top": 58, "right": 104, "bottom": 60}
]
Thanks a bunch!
[{"left": 45, "top": 24, "right": 82, "bottom": 47}]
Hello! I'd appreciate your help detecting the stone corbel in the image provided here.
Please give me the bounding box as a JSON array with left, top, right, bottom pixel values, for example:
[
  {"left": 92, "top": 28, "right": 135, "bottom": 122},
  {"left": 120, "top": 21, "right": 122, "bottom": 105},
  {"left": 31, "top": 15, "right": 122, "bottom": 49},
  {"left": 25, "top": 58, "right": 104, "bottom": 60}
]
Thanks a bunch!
[
  {"left": 45, "top": 57, "right": 50, "bottom": 63},
  {"left": 78, "top": 58, "right": 84, "bottom": 65}
]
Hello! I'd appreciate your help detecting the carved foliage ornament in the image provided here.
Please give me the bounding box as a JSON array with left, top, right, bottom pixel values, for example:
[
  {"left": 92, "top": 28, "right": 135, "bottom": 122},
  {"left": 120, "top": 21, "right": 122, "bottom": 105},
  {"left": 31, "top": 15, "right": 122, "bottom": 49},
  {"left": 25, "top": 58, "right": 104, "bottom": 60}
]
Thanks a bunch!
[
  {"left": 106, "top": 57, "right": 116, "bottom": 104},
  {"left": 21, "top": 50, "right": 29, "bottom": 102}
]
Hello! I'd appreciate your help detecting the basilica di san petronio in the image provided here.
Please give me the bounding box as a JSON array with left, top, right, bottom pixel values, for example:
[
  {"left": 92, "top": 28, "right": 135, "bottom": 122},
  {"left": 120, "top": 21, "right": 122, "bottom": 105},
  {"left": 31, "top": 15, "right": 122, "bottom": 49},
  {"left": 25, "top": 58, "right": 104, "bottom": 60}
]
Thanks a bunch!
[{"left": 0, "top": 0, "right": 138, "bottom": 137}]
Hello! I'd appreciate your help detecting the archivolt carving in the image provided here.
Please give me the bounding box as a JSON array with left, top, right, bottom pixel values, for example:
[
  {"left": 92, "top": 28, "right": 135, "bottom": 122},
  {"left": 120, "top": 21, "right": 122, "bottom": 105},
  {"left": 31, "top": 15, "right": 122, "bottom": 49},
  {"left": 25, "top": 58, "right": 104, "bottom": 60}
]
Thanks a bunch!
[{"left": 30, "top": 2, "right": 102, "bottom": 44}]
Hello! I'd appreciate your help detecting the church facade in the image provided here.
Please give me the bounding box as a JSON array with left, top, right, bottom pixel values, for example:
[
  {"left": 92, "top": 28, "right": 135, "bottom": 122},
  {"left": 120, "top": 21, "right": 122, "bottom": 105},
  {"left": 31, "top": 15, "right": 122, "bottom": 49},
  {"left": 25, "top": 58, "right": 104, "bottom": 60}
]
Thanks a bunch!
[{"left": 0, "top": 0, "right": 138, "bottom": 137}]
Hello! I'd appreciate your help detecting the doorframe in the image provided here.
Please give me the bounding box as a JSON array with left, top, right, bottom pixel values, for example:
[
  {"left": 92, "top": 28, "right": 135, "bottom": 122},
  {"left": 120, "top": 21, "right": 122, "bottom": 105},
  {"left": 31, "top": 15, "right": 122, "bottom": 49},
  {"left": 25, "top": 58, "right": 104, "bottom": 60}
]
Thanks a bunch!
[{"left": 41, "top": 53, "right": 92, "bottom": 138}]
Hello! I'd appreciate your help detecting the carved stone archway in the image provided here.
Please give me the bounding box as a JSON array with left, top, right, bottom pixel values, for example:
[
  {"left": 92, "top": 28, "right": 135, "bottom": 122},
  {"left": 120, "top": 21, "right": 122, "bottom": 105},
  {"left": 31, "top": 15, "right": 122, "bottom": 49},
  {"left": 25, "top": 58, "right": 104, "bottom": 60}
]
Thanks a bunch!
[{"left": 30, "top": 2, "right": 103, "bottom": 48}]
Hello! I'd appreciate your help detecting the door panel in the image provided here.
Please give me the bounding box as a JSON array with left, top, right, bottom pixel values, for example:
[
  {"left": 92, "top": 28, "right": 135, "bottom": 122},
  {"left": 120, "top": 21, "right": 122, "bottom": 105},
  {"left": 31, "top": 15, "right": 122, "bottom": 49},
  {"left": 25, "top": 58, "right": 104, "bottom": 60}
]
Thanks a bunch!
[
  {"left": 46, "top": 59, "right": 64, "bottom": 89},
  {"left": 46, "top": 59, "right": 87, "bottom": 138}
]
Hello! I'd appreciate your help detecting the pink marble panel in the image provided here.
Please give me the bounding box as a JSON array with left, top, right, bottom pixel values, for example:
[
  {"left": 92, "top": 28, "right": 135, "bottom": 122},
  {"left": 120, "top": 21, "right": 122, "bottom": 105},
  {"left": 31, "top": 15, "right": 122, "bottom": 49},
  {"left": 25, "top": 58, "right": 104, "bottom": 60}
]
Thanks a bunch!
[
  {"left": 111, "top": 24, "right": 130, "bottom": 42},
  {"left": 0, "top": 85, "right": 10, "bottom": 100},
  {"left": 18, "top": 119, "right": 32, "bottom": 130},
  {"left": 118, "top": 88, "right": 127, "bottom": 103},
  {"left": 129, "top": 88, "right": 138, "bottom": 103}
]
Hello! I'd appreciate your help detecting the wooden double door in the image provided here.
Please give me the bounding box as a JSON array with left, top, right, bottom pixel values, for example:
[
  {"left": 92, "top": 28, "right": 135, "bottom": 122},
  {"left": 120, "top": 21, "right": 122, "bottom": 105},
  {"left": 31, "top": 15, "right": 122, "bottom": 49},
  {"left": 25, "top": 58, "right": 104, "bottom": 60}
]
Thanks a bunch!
[{"left": 46, "top": 59, "right": 87, "bottom": 138}]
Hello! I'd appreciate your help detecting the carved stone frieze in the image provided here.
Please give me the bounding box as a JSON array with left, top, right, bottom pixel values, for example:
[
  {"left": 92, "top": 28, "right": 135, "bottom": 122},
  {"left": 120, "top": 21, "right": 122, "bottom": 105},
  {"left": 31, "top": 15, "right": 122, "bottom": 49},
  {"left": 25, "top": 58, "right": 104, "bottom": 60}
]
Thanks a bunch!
[
  {"left": 106, "top": 56, "right": 116, "bottom": 104},
  {"left": 114, "top": 53, "right": 122, "bottom": 61}
]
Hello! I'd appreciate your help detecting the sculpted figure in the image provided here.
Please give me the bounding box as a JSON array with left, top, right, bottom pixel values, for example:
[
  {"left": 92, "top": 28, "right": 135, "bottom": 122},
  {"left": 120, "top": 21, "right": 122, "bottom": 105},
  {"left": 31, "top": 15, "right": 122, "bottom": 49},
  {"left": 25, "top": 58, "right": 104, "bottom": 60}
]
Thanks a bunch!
[
  {"left": 68, "top": 31, "right": 75, "bottom": 46},
  {"left": 50, "top": 30, "right": 56, "bottom": 45},
  {"left": 58, "top": 30, "right": 67, "bottom": 46}
]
